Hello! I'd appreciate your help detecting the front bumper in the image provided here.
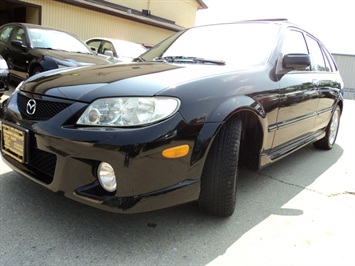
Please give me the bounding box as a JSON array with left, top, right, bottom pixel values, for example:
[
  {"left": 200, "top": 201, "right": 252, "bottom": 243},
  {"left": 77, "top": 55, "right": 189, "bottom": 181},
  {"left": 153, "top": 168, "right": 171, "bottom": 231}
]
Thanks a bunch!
[{"left": 1, "top": 92, "right": 217, "bottom": 213}]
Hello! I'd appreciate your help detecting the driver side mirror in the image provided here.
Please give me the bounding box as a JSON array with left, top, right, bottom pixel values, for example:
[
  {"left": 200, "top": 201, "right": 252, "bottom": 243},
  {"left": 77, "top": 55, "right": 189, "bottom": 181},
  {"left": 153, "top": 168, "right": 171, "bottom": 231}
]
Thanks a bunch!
[
  {"left": 11, "top": 40, "right": 28, "bottom": 51},
  {"left": 104, "top": 50, "right": 114, "bottom": 59},
  {"left": 283, "top": 53, "right": 311, "bottom": 70}
]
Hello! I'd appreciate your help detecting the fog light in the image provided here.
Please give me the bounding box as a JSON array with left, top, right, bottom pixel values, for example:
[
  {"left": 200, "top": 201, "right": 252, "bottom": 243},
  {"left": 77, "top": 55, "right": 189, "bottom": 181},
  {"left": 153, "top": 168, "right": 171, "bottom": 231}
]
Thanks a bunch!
[{"left": 97, "top": 162, "right": 117, "bottom": 192}]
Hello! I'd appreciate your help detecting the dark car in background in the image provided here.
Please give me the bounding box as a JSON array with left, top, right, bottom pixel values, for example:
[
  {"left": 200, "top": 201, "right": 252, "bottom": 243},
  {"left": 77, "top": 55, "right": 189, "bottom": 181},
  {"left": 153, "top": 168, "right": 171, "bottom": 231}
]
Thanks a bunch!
[
  {"left": 0, "top": 20, "right": 343, "bottom": 217},
  {"left": 0, "top": 23, "right": 109, "bottom": 81}
]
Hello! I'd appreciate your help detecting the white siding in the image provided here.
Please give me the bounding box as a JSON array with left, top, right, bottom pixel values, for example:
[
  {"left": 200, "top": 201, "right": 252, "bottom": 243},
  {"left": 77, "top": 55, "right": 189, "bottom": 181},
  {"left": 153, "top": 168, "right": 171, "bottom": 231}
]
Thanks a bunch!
[
  {"left": 23, "top": 0, "right": 178, "bottom": 45},
  {"left": 333, "top": 54, "right": 355, "bottom": 100}
]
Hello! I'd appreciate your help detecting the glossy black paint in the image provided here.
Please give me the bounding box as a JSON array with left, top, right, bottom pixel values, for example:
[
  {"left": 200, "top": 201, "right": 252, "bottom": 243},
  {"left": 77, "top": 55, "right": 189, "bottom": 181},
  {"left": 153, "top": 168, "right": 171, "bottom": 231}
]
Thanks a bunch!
[
  {"left": 0, "top": 20, "right": 343, "bottom": 213},
  {"left": 0, "top": 23, "right": 109, "bottom": 81},
  {"left": 0, "top": 55, "right": 9, "bottom": 121}
]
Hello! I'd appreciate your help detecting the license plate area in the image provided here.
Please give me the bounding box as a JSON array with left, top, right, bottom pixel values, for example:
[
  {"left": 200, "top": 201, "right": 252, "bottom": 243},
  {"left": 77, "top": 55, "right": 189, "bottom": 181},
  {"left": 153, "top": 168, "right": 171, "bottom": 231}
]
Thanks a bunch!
[{"left": 1, "top": 123, "right": 28, "bottom": 163}]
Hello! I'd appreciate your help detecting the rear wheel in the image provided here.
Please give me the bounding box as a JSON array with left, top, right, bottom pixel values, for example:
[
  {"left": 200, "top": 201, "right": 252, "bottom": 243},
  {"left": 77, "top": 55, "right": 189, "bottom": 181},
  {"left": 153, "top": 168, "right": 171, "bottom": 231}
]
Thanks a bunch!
[
  {"left": 313, "top": 105, "right": 341, "bottom": 150},
  {"left": 198, "top": 117, "right": 242, "bottom": 217}
]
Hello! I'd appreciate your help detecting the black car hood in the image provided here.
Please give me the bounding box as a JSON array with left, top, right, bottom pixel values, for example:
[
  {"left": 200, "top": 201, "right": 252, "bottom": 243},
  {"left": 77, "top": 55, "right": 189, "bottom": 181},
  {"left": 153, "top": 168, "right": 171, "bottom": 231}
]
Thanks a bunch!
[
  {"left": 22, "top": 62, "right": 243, "bottom": 102},
  {"left": 38, "top": 49, "right": 109, "bottom": 66}
]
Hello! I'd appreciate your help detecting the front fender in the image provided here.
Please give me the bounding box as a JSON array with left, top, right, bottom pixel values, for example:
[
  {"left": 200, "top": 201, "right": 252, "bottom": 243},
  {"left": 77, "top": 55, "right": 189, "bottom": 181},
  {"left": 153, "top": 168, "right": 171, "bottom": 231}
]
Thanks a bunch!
[
  {"left": 188, "top": 95, "right": 266, "bottom": 177},
  {"left": 208, "top": 95, "right": 266, "bottom": 122}
]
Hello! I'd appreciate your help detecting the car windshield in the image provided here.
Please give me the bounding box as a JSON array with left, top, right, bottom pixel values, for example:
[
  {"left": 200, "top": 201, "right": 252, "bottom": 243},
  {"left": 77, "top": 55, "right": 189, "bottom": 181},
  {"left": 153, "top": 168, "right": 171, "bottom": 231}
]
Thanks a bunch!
[
  {"left": 28, "top": 28, "right": 91, "bottom": 53},
  {"left": 142, "top": 23, "right": 280, "bottom": 66}
]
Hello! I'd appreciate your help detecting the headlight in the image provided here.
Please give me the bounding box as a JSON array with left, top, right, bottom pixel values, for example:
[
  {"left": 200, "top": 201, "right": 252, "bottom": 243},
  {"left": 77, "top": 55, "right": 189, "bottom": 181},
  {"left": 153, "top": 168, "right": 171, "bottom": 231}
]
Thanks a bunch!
[{"left": 76, "top": 97, "right": 180, "bottom": 127}]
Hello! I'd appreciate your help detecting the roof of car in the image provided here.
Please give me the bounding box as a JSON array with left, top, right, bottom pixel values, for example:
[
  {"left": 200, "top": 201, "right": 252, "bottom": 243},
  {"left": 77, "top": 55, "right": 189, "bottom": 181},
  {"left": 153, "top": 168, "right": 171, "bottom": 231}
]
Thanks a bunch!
[
  {"left": 86, "top": 37, "right": 142, "bottom": 44},
  {"left": 1, "top": 22, "right": 71, "bottom": 34}
]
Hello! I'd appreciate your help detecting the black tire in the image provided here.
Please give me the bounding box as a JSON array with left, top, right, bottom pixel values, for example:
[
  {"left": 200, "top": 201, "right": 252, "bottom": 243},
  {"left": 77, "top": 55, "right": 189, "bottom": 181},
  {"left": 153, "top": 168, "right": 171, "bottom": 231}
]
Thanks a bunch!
[
  {"left": 31, "top": 66, "right": 44, "bottom": 76},
  {"left": 198, "top": 117, "right": 242, "bottom": 217},
  {"left": 313, "top": 105, "right": 341, "bottom": 150}
]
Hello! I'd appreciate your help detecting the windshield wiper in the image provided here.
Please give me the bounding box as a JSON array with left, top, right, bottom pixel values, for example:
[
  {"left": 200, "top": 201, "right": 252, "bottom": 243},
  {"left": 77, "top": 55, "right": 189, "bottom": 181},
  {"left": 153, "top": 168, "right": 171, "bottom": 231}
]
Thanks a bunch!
[{"left": 155, "top": 56, "right": 225, "bottom": 65}]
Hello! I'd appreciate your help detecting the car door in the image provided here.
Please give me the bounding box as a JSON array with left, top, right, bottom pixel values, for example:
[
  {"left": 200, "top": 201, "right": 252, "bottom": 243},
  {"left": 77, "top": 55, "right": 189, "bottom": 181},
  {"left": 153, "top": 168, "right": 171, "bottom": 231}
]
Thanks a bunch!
[
  {"left": 8, "top": 26, "right": 31, "bottom": 74},
  {"left": 305, "top": 35, "right": 342, "bottom": 131},
  {"left": 271, "top": 29, "right": 319, "bottom": 151}
]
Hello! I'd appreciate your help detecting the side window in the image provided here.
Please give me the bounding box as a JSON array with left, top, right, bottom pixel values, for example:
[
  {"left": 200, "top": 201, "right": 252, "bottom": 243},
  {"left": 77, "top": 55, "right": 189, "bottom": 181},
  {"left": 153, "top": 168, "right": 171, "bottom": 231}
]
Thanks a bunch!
[
  {"left": 281, "top": 30, "right": 310, "bottom": 71},
  {"left": 102, "top": 41, "right": 116, "bottom": 57},
  {"left": 10, "top": 27, "right": 28, "bottom": 45},
  {"left": 322, "top": 46, "right": 337, "bottom": 72},
  {"left": 282, "top": 30, "right": 308, "bottom": 54},
  {"left": 87, "top": 40, "right": 101, "bottom": 53},
  {"left": 0, "top": 26, "right": 14, "bottom": 43},
  {"left": 305, "top": 36, "right": 327, "bottom": 71}
]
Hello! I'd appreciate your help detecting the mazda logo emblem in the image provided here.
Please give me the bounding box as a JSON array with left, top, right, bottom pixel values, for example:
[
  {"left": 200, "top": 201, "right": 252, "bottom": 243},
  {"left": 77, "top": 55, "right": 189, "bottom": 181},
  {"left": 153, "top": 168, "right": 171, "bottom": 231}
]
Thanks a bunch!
[{"left": 26, "top": 99, "right": 37, "bottom": 115}]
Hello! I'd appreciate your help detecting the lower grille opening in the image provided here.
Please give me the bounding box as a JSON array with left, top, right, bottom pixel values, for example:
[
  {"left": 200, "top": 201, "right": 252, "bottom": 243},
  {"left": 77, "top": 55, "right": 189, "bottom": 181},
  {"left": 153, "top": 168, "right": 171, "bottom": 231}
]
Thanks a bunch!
[{"left": 28, "top": 148, "right": 57, "bottom": 184}]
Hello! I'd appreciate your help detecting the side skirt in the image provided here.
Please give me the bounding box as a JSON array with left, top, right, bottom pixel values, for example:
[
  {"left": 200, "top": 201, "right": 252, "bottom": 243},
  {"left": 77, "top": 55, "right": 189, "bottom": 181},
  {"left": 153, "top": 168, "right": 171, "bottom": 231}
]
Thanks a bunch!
[{"left": 259, "top": 129, "right": 325, "bottom": 168}]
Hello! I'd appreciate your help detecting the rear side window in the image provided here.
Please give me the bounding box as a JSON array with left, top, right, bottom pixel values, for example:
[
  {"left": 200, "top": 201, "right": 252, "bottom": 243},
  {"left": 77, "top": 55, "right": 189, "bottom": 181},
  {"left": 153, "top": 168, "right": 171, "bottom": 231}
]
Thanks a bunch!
[
  {"left": 305, "top": 35, "right": 327, "bottom": 71},
  {"left": 322, "top": 46, "right": 338, "bottom": 72},
  {"left": 0, "top": 26, "right": 14, "bottom": 42}
]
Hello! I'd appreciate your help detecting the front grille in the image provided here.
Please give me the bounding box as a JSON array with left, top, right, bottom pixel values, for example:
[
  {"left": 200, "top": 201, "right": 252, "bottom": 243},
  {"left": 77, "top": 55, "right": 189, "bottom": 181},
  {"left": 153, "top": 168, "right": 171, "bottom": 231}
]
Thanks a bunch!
[{"left": 18, "top": 93, "right": 72, "bottom": 120}]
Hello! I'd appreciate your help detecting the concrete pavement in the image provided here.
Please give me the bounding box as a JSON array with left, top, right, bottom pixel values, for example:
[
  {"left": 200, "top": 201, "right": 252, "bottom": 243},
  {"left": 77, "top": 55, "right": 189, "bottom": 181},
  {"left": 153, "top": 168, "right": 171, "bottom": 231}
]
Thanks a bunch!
[{"left": 1, "top": 100, "right": 354, "bottom": 266}]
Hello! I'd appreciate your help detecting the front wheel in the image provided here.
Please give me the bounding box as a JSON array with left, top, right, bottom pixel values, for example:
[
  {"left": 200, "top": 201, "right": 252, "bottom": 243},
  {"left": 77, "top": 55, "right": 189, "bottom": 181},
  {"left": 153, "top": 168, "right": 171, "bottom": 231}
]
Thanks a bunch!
[
  {"left": 313, "top": 105, "right": 341, "bottom": 150},
  {"left": 31, "top": 66, "right": 44, "bottom": 76},
  {"left": 198, "top": 117, "right": 242, "bottom": 217}
]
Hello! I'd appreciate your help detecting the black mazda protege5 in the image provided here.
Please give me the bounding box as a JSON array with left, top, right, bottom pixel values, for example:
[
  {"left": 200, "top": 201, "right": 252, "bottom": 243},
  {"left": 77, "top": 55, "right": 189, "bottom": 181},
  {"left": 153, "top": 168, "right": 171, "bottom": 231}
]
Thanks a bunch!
[{"left": 1, "top": 20, "right": 343, "bottom": 217}]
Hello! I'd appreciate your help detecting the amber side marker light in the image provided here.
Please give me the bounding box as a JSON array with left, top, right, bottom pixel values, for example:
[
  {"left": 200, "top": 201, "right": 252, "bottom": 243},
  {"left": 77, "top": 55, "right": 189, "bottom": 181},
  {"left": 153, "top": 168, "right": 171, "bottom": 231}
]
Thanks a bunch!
[{"left": 162, "top": 145, "right": 190, "bottom": 158}]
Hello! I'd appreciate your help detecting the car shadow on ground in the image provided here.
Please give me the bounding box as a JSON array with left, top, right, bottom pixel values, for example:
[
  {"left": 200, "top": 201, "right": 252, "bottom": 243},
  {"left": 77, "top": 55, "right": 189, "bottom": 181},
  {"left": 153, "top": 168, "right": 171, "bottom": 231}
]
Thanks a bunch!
[{"left": 0, "top": 143, "right": 343, "bottom": 265}]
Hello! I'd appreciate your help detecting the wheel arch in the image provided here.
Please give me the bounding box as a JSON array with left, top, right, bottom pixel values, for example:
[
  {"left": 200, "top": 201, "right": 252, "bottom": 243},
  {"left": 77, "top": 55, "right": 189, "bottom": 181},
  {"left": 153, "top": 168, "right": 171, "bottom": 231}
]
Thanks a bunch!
[
  {"left": 28, "top": 62, "right": 43, "bottom": 76},
  {"left": 28, "top": 57, "right": 57, "bottom": 76},
  {"left": 196, "top": 101, "right": 265, "bottom": 216},
  {"left": 194, "top": 95, "right": 265, "bottom": 171}
]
